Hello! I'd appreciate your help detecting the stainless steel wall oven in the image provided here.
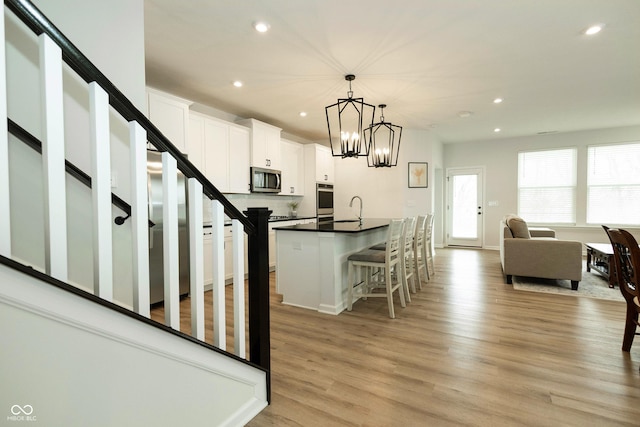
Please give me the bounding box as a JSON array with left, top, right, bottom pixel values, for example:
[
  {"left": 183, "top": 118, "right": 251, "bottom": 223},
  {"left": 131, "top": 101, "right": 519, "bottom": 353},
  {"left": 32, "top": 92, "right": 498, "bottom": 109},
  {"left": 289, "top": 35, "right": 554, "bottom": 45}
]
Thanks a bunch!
[{"left": 316, "top": 183, "right": 334, "bottom": 223}]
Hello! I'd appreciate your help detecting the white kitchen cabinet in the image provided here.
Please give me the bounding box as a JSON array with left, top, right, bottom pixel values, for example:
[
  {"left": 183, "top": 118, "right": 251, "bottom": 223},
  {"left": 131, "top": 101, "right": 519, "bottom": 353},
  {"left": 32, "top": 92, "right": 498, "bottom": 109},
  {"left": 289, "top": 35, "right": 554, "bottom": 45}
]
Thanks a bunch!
[
  {"left": 147, "top": 88, "right": 191, "bottom": 153},
  {"left": 300, "top": 144, "right": 335, "bottom": 217},
  {"left": 204, "top": 118, "right": 230, "bottom": 191},
  {"left": 189, "top": 112, "right": 250, "bottom": 194},
  {"left": 224, "top": 226, "right": 233, "bottom": 281},
  {"left": 187, "top": 114, "right": 205, "bottom": 172},
  {"left": 315, "top": 145, "right": 334, "bottom": 183},
  {"left": 228, "top": 126, "right": 251, "bottom": 194},
  {"left": 203, "top": 230, "right": 213, "bottom": 285},
  {"left": 238, "top": 118, "right": 282, "bottom": 169},
  {"left": 280, "top": 139, "right": 305, "bottom": 195}
]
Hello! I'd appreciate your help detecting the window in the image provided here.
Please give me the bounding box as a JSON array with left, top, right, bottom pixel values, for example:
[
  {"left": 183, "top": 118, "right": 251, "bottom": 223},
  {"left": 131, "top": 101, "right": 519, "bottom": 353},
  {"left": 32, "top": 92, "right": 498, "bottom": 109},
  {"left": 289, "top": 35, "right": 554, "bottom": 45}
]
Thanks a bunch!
[
  {"left": 587, "top": 142, "right": 640, "bottom": 225},
  {"left": 518, "top": 148, "right": 576, "bottom": 223}
]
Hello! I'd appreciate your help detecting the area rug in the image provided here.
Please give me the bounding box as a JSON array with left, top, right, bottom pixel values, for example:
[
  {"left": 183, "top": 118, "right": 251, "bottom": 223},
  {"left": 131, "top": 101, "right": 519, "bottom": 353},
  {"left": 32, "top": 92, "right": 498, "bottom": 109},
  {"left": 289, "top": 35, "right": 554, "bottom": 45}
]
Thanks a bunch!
[{"left": 512, "top": 264, "right": 624, "bottom": 302}]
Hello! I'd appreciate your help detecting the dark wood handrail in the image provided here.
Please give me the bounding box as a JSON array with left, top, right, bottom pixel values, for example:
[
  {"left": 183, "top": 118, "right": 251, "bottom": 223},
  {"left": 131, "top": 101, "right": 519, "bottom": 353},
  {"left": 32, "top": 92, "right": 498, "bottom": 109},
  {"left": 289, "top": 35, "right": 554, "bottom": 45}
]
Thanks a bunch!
[
  {"left": 4, "top": 0, "right": 255, "bottom": 235},
  {"left": 7, "top": 118, "right": 154, "bottom": 227}
]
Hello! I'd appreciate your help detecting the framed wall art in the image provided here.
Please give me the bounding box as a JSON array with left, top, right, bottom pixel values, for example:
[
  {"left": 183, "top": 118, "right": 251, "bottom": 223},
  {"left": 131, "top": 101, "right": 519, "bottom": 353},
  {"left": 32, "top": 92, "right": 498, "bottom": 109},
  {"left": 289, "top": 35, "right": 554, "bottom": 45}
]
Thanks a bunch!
[{"left": 408, "top": 162, "right": 428, "bottom": 188}]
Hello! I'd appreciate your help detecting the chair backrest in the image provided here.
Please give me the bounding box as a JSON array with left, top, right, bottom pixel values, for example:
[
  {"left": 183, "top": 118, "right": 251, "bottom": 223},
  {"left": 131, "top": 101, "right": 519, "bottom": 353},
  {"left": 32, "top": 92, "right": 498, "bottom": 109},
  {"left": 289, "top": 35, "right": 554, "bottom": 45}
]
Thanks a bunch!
[
  {"left": 603, "top": 225, "right": 640, "bottom": 302},
  {"left": 386, "top": 219, "right": 405, "bottom": 266},
  {"left": 425, "top": 213, "right": 434, "bottom": 240},
  {"left": 414, "top": 215, "right": 427, "bottom": 250},
  {"left": 402, "top": 216, "right": 417, "bottom": 257}
]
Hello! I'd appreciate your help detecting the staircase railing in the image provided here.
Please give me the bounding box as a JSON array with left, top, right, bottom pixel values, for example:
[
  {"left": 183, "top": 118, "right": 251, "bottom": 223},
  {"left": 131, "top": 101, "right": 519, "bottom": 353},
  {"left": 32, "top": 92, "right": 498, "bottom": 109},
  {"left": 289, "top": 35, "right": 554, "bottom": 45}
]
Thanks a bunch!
[{"left": 1, "top": 0, "right": 271, "bottom": 400}]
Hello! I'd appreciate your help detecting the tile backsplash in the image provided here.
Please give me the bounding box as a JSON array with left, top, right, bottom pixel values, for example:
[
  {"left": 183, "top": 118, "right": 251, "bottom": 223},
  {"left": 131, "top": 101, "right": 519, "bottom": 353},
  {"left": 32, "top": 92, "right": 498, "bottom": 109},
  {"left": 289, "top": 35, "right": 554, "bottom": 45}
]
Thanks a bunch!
[{"left": 203, "top": 193, "right": 304, "bottom": 223}]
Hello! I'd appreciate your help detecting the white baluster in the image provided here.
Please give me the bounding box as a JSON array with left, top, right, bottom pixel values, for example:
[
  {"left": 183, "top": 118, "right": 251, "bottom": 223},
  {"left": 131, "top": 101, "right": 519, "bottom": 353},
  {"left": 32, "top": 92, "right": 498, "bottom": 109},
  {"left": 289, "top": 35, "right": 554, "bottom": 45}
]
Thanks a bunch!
[
  {"left": 188, "top": 178, "right": 205, "bottom": 340},
  {"left": 212, "top": 199, "right": 225, "bottom": 350},
  {"left": 232, "top": 219, "right": 245, "bottom": 358},
  {"left": 89, "top": 83, "right": 113, "bottom": 301},
  {"left": 129, "top": 121, "right": 149, "bottom": 317},
  {"left": 39, "top": 34, "right": 67, "bottom": 281},
  {"left": 0, "top": 9, "right": 10, "bottom": 258},
  {"left": 162, "top": 152, "right": 179, "bottom": 330}
]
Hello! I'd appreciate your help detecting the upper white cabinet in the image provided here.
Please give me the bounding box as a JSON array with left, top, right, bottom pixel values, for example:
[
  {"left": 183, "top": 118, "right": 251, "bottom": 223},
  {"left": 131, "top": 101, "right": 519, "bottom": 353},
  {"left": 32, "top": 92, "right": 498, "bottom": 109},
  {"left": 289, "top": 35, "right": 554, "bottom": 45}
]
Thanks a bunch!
[
  {"left": 188, "top": 112, "right": 250, "bottom": 194},
  {"left": 238, "top": 118, "right": 282, "bottom": 170},
  {"left": 305, "top": 144, "right": 334, "bottom": 184},
  {"left": 147, "top": 88, "right": 191, "bottom": 153},
  {"left": 228, "top": 126, "right": 251, "bottom": 194},
  {"left": 280, "top": 139, "right": 305, "bottom": 196}
]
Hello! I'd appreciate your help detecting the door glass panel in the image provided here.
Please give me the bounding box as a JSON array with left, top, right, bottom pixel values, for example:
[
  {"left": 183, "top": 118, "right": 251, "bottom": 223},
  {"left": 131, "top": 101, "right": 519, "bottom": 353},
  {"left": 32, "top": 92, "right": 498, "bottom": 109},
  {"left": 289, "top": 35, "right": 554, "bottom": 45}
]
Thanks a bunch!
[{"left": 451, "top": 175, "right": 477, "bottom": 239}]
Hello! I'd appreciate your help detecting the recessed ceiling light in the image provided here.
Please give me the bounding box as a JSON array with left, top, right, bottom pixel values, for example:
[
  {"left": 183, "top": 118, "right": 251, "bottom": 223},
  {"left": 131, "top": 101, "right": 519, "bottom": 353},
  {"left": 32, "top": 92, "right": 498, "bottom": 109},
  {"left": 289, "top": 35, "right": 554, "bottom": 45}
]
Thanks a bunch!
[
  {"left": 494, "top": 128, "right": 501, "bottom": 133},
  {"left": 458, "top": 111, "right": 473, "bottom": 118},
  {"left": 585, "top": 25, "right": 603, "bottom": 35},
  {"left": 299, "top": 112, "right": 307, "bottom": 117},
  {"left": 493, "top": 98, "right": 503, "bottom": 104},
  {"left": 233, "top": 81, "right": 243, "bottom": 88},
  {"left": 253, "top": 21, "right": 270, "bottom": 33}
]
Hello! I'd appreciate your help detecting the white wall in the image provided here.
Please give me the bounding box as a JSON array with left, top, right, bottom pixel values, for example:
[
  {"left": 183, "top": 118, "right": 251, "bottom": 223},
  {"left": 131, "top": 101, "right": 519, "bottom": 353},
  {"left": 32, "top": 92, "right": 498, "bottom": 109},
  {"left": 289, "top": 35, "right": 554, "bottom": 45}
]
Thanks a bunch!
[
  {"left": 333, "top": 129, "right": 443, "bottom": 220},
  {"left": 443, "top": 125, "right": 640, "bottom": 249}
]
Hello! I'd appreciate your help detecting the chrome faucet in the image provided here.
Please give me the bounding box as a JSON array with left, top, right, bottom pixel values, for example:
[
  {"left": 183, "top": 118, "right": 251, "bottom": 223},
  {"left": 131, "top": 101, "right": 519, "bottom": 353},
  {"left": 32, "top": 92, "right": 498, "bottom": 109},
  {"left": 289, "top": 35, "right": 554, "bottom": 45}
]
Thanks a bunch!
[{"left": 349, "top": 195, "right": 363, "bottom": 223}]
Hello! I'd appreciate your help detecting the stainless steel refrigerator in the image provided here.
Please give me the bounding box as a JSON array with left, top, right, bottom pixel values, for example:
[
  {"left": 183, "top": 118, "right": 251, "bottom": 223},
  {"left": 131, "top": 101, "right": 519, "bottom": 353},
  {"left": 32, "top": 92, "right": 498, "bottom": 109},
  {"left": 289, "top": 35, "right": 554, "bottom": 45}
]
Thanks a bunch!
[{"left": 147, "top": 150, "right": 190, "bottom": 304}]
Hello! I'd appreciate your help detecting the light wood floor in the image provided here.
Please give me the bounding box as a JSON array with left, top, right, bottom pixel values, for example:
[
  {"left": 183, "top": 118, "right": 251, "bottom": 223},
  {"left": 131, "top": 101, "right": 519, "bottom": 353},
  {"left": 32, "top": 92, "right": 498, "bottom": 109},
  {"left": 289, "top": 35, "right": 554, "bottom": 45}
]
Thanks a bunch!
[{"left": 155, "top": 248, "right": 640, "bottom": 426}]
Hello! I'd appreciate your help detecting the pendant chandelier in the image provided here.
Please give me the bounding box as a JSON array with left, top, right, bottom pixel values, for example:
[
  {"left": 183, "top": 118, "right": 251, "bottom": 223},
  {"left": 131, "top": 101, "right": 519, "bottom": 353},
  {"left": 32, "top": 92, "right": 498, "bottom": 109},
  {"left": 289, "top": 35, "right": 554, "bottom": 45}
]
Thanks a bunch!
[
  {"left": 325, "top": 74, "right": 376, "bottom": 158},
  {"left": 365, "top": 104, "right": 402, "bottom": 168}
]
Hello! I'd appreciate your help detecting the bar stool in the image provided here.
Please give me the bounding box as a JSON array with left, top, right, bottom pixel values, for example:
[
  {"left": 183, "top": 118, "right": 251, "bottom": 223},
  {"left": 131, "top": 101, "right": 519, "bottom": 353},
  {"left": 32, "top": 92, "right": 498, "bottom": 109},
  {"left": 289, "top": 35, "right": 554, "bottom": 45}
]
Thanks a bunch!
[
  {"left": 369, "top": 217, "right": 416, "bottom": 302},
  {"left": 400, "top": 217, "right": 417, "bottom": 300},
  {"left": 347, "top": 219, "right": 405, "bottom": 318},
  {"left": 425, "top": 213, "right": 435, "bottom": 279},
  {"left": 414, "top": 215, "right": 428, "bottom": 289}
]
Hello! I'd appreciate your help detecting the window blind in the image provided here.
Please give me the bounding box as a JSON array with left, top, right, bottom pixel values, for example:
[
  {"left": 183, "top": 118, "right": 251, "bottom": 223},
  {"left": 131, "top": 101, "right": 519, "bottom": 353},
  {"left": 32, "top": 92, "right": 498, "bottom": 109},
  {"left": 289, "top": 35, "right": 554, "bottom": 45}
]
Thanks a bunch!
[
  {"left": 587, "top": 142, "right": 640, "bottom": 225},
  {"left": 518, "top": 148, "right": 576, "bottom": 223}
]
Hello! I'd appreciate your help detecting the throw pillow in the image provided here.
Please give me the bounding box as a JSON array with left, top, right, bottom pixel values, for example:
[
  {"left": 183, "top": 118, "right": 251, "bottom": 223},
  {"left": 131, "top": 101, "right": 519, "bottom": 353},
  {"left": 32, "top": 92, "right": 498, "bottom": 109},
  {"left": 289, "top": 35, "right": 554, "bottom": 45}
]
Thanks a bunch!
[{"left": 506, "top": 216, "right": 531, "bottom": 239}]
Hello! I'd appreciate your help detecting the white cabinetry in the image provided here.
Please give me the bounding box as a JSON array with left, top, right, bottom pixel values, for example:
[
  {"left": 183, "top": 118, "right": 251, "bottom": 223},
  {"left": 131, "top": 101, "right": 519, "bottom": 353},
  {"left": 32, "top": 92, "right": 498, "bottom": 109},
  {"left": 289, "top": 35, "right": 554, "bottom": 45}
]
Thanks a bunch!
[
  {"left": 300, "top": 144, "right": 335, "bottom": 217},
  {"left": 228, "top": 126, "right": 251, "bottom": 193},
  {"left": 280, "top": 139, "right": 305, "bottom": 195},
  {"left": 203, "top": 226, "right": 248, "bottom": 286},
  {"left": 238, "top": 118, "right": 282, "bottom": 169},
  {"left": 147, "top": 88, "right": 191, "bottom": 153},
  {"left": 188, "top": 112, "right": 250, "bottom": 194},
  {"left": 203, "top": 230, "right": 213, "bottom": 285},
  {"left": 204, "top": 118, "right": 229, "bottom": 191},
  {"left": 315, "top": 145, "right": 334, "bottom": 183}
]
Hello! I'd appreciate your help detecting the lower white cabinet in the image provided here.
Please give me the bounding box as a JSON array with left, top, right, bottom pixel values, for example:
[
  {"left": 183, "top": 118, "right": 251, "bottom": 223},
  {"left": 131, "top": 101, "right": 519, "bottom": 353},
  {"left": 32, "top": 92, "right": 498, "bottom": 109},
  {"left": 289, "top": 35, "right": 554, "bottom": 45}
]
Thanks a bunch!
[
  {"left": 203, "top": 226, "right": 241, "bottom": 287},
  {"left": 203, "top": 230, "right": 213, "bottom": 285}
]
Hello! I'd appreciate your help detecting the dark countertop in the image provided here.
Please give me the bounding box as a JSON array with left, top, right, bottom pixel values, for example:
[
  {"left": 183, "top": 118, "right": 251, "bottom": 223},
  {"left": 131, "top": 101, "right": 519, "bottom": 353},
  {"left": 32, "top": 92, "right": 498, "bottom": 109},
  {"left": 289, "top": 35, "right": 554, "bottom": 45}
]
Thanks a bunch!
[
  {"left": 204, "top": 215, "right": 316, "bottom": 228},
  {"left": 273, "top": 218, "right": 391, "bottom": 233},
  {"left": 268, "top": 215, "right": 316, "bottom": 223}
]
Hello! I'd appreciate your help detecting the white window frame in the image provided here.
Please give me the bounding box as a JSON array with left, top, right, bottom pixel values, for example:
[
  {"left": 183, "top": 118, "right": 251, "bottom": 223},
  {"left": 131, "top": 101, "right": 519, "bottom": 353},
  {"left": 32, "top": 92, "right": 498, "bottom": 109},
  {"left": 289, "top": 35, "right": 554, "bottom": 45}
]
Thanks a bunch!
[
  {"left": 586, "top": 141, "right": 640, "bottom": 226},
  {"left": 517, "top": 147, "right": 577, "bottom": 225}
]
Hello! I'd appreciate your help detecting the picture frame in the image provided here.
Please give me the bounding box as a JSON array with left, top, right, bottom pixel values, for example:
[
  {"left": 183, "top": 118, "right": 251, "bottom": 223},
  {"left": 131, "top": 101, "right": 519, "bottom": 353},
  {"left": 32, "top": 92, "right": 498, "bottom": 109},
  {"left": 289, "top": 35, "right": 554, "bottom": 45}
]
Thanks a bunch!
[{"left": 408, "top": 162, "right": 428, "bottom": 188}]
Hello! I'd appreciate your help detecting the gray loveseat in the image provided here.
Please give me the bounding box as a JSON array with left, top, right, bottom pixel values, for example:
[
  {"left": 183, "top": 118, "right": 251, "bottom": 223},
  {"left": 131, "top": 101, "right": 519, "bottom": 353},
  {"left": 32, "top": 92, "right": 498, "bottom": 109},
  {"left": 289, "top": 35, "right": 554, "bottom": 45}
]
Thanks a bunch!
[{"left": 499, "top": 215, "right": 582, "bottom": 290}]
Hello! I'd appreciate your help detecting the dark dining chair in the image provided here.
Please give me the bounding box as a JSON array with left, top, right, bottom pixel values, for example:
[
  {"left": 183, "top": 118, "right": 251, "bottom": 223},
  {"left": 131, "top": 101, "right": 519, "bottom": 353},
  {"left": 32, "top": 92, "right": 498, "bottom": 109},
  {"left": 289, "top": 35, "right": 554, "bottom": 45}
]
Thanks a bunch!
[{"left": 603, "top": 225, "right": 640, "bottom": 351}]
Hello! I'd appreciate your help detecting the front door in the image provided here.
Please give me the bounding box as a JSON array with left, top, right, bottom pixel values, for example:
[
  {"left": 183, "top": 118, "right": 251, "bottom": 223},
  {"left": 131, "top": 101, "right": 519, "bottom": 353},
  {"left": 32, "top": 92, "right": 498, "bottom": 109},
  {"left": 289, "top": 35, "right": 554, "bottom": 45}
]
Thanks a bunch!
[{"left": 446, "top": 167, "right": 484, "bottom": 247}]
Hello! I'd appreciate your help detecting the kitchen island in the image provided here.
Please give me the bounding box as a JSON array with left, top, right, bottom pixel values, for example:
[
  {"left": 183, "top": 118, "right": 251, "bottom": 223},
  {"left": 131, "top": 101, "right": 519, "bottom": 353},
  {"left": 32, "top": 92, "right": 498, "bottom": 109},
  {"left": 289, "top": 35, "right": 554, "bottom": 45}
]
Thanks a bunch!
[{"left": 273, "top": 219, "right": 391, "bottom": 314}]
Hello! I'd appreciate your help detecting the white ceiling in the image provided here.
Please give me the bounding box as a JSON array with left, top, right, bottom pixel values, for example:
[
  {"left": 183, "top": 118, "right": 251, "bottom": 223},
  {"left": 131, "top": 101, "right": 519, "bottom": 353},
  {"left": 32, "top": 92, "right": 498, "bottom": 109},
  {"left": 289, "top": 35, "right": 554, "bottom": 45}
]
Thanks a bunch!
[{"left": 144, "top": 0, "right": 640, "bottom": 144}]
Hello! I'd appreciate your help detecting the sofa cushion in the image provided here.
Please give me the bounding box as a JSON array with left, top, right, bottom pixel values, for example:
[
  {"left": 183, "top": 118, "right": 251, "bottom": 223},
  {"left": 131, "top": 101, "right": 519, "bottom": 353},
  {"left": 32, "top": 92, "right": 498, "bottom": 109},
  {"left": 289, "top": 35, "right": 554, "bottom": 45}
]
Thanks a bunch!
[{"left": 506, "top": 215, "right": 531, "bottom": 239}]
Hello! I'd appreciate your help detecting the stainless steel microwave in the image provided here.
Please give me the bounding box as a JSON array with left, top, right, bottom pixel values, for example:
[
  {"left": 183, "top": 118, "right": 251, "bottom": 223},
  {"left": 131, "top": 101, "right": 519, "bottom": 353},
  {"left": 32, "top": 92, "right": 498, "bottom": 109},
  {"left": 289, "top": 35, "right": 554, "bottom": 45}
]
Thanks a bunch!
[{"left": 250, "top": 167, "right": 281, "bottom": 193}]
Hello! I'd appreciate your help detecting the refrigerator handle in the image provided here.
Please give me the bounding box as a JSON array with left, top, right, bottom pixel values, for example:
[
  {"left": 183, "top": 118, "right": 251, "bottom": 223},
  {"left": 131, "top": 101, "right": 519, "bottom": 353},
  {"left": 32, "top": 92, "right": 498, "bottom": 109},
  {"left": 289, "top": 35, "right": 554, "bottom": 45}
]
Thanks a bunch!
[{"left": 148, "top": 173, "right": 154, "bottom": 249}]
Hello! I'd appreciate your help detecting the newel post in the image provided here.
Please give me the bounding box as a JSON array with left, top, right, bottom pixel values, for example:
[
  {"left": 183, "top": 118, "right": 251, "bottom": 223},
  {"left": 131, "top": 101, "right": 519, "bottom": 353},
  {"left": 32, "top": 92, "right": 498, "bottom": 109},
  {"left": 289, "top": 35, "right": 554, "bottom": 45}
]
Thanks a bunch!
[{"left": 245, "top": 207, "right": 272, "bottom": 402}]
